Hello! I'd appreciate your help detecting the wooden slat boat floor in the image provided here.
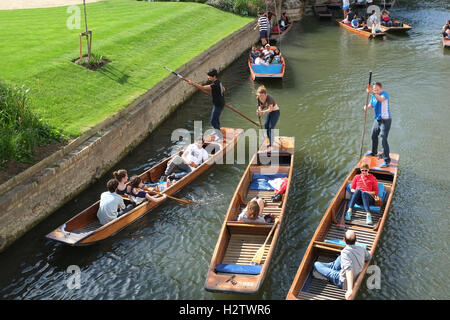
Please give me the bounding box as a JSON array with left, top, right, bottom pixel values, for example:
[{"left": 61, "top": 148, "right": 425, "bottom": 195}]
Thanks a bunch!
[
  {"left": 73, "top": 221, "right": 102, "bottom": 234},
  {"left": 222, "top": 234, "right": 271, "bottom": 265},
  {"left": 325, "top": 224, "right": 377, "bottom": 251},
  {"left": 298, "top": 255, "right": 346, "bottom": 300},
  {"left": 306, "top": 278, "right": 346, "bottom": 299},
  {"left": 345, "top": 209, "right": 382, "bottom": 228}
]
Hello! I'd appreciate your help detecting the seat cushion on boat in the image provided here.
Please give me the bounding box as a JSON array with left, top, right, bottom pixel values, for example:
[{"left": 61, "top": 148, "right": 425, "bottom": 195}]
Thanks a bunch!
[
  {"left": 346, "top": 183, "right": 386, "bottom": 213},
  {"left": 215, "top": 264, "right": 262, "bottom": 275},
  {"left": 324, "top": 239, "right": 367, "bottom": 249},
  {"left": 249, "top": 173, "right": 289, "bottom": 191},
  {"left": 251, "top": 64, "right": 283, "bottom": 75}
]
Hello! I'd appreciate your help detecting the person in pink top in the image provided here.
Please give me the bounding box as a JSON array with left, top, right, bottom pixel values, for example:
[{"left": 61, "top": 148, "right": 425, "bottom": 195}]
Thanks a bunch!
[{"left": 345, "top": 163, "right": 379, "bottom": 225}]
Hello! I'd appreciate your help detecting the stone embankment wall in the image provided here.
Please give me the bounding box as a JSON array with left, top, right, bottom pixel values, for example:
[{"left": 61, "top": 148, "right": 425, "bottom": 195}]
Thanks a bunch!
[
  {"left": 281, "top": 0, "right": 307, "bottom": 20},
  {"left": 0, "top": 21, "right": 260, "bottom": 253}
]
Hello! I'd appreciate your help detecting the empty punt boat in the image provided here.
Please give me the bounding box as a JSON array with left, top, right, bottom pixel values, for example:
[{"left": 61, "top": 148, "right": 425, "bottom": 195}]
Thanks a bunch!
[{"left": 379, "top": 20, "right": 413, "bottom": 33}]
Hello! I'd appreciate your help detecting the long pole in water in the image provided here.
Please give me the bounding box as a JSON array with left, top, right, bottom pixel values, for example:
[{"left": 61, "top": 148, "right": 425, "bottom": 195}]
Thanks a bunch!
[
  {"left": 163, "top": 66, "right": 260, "bottom": 127},
  {"left": 359, "top": 71, "right": 373, "bottom": 159}
]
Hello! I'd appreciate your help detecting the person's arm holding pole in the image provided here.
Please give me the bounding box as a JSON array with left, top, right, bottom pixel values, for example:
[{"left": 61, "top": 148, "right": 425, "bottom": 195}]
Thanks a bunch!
[{"left": 163, "top": 66, "right": 259, "bottom": 127}]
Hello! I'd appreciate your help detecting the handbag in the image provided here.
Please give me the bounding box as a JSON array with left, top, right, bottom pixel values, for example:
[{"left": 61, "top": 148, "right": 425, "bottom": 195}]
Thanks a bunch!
[{"left": 360, "top": 174, "right": 382, "bottom": 206}]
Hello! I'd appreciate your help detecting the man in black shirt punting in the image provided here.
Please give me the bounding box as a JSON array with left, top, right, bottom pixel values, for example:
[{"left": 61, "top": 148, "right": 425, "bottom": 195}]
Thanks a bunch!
[{"left": 188, "top": 68, "right": 226, "bottom": 136}]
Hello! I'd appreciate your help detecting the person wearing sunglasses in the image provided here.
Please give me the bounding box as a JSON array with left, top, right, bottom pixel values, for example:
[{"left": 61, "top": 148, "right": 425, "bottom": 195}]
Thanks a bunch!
[{"left": 345, "top": 163, "right": 379, "bottom": 225}]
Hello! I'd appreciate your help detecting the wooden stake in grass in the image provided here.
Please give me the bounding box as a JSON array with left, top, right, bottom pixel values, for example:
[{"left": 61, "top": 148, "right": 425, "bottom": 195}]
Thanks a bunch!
[{"left": 82, "top": 0, "right": 91, "bottom": 60}]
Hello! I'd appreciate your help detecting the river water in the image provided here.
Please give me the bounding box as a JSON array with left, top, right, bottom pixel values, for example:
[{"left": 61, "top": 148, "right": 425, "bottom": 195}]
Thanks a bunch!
[{"left": 1, "top": 0, "right": 449, "bottom": 300}]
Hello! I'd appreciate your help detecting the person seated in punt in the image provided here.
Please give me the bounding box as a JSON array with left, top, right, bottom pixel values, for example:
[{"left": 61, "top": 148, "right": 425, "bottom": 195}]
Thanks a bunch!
[
  {"left": 262, "top": 44, "right": 274, "bottom": 63},
  {"left": 443, "top": 25, "right": 450, "bottom": 39},
  {"left": 161, "top": 137, "right": 209, "bottom": 181},
  {"left": 445, "top": 28, "right": 450, "bottom": 39},
  {"left": 249, "top": 46, "right": 260, "bottom": 63},
  {"left": 351, "top": 15, "right": 360, "bottom": 28},
  {"left": 312, "top": 230, "right": 372, "bottom": 300},
  {"left": 254, "top": 52, "right": 270, "bottom": 66},
  {"left": 128, "top": 175, "right": 166, "bottom": 206},
  {"left": 237, "top": 197, "right": 274, "bottom": 223},
  {"left": 113, "top": 169, "right": 131, "bottom": 196},
  {"left": 272, "top": 48, "right": 282, "bottom": 64},
  {"left": 345, "top": 163, "right": 379, "bottom": 225},
  {"left": 97, "top": 179, "right": 131, "bottom": 225},
  {"left": 380, "top": 9, "right": 391, "bottom": 26},
  {"left": 442, "top": 20, "right": 450, "bottom": 32},
  {"left": 279, "top": 12, "right": 289, "bottom": 31},
  {"left": 357, "top": 19, "right": 369, "bottom": 30}
]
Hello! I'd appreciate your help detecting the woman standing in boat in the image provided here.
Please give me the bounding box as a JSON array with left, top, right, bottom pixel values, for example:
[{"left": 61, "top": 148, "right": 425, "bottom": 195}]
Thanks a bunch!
[{"left": 256, "top": 85, "right": 280, "bottom": 151}]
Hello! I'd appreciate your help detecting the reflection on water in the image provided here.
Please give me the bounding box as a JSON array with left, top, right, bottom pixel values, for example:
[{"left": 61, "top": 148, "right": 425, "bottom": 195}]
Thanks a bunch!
[{"left": 1, "top": 1, "right": 450, "bottom": 299}]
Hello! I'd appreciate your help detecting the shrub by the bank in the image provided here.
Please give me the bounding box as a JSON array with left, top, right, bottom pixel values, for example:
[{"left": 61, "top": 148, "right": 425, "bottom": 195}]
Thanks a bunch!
[
  {"left": 148, "top": 0, "right": 265, "bottom": 16},
  {"left": 0, "top": 82, "right": 64, "bottom": 165},
  {"left": 206, "top": 0, "right": 265, "bottom": 16}
]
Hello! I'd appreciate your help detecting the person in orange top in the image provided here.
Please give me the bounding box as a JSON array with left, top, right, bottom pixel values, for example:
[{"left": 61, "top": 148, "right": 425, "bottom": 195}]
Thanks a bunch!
[{"left": 345, "top": 163, "right": 379, "bottom": 225}]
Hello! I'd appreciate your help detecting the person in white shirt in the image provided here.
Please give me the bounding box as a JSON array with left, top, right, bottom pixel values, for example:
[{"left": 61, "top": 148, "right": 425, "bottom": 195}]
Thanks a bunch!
[
  {"left": 368, "top": 10, "right": 380, "bottom": 34},
  {"left": 254, "top": 52, "right": 270, "bottom": 66},
  {"left": 262, "top": 44, "right": 274, "bottom": 63},
  {"left": 162, "top": 137, "right": 209, "bottom": 180},
  {"left": 97, "top": 179, "right": 126, "bottom": 225}
]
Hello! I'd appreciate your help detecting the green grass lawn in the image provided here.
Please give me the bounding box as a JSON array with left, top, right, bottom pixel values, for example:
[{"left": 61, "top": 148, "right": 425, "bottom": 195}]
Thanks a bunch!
[{"left": 0, "top": 0, "right": 253, "bottom": 136}]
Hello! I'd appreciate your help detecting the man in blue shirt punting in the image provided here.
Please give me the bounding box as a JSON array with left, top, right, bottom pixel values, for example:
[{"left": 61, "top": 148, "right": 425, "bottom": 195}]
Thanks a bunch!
[{"left": 364, "top": 82, "right": 392, "bottom": 167}]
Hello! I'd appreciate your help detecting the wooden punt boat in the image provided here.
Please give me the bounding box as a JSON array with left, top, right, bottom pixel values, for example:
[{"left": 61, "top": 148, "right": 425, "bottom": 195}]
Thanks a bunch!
[
  {"left": 379, "top": 20, "right": 412, "bottom": 33},
  {"left": 204, "top": 136, "right": 295, "bottom": 294},
  {"left": 337, "top": 20, "right": 386, "bottom": 39},
  {"left": 313, "top": 5, "right": 332, "bottom": 19},
  {"left": 248, "top": 55, "right": 286, "bottom": 81},
  {"left": 46, "top": 127, "right": 244, "bottom": 246},
  {"left": 286, "top": 153, "right": 399, "bottom": 300},
  {"left": 269, "top": 22, "right": 292, "bottom": 41},
  {"left": 442, "top": 35, "right": 450, "bottom": 48}
]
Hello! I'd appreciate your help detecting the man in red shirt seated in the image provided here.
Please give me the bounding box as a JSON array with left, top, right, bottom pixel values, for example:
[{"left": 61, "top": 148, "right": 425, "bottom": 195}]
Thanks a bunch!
[{"left": 345, "top": 163, "right": 379, "bottom": 225}]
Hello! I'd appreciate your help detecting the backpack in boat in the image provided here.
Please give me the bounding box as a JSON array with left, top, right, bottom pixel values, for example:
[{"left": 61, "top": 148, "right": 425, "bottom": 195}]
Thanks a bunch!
[{"left": 271, "top": 178, "right": 288, "bottom": 202}]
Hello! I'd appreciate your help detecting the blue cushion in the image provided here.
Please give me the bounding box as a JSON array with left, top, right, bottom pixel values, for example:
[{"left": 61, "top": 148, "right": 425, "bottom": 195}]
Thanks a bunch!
[
  {"left": 251, "top": 64, "right": 283, "bottom": 75},
  {"left": 346, "top": 183, "right": 386, "bottom": 213},
  {"left": 324, "top": 239, "right": 367, "bottom": 249},
  {"left": 215, "top": 264, "right": 262, "bottom": 275},
  {"left": 249, "top": 173, "right": 288, "bottom": 191}
]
